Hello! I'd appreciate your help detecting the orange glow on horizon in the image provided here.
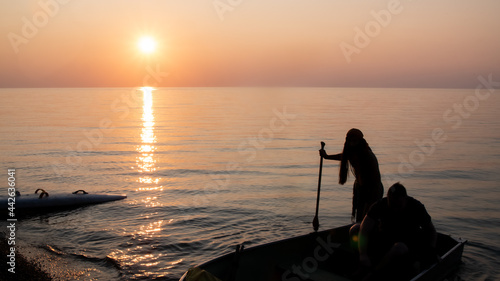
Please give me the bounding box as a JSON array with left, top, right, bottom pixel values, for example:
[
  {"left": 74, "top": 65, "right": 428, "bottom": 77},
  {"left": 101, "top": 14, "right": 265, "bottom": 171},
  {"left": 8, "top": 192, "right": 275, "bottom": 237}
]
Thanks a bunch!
[{"left": 1, "top": 2, "right": 498, "bottom": 88}]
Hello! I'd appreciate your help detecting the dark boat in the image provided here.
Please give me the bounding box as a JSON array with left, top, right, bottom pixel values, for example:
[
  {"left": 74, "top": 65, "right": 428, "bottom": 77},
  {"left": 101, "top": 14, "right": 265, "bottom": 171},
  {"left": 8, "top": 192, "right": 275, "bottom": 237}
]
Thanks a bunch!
[{"left": 180, "top": 224, "right": 466, "bottom": 281}]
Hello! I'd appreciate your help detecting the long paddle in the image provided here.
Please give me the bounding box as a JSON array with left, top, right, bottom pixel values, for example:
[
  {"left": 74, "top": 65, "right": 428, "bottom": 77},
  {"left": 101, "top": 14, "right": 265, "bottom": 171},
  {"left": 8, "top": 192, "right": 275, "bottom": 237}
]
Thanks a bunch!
[{"left": 313, "top": 141, "right": 325, "bottom": 232}]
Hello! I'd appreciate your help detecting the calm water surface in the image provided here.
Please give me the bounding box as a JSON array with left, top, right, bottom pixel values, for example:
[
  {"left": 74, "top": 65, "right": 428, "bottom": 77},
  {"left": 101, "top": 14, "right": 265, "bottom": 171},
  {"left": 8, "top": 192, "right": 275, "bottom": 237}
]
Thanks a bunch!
[{"left": 1, "top": 87, "right": 499, "bottom": 280}]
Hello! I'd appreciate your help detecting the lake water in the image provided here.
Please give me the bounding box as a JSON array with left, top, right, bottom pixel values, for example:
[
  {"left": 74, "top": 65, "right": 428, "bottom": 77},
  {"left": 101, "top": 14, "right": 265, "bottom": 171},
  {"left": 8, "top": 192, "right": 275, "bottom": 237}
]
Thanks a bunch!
[{"left": 1, "top": 87, "right": 499, "bottom": 280}]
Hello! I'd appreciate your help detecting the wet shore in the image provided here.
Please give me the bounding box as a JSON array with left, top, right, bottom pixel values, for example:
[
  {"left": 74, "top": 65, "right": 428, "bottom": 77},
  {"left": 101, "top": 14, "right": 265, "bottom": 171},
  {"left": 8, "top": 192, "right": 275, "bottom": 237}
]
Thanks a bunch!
[{"left": 0, "top": 235, "right": 52, "bottom": 281}]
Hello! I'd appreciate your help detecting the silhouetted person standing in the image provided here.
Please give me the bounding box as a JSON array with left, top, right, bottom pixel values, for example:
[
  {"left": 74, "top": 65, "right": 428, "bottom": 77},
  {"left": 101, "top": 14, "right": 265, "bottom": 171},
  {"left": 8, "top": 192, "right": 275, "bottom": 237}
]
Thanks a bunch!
[{"left": 320, "top": 128, "right": 383, "bottom": 222}]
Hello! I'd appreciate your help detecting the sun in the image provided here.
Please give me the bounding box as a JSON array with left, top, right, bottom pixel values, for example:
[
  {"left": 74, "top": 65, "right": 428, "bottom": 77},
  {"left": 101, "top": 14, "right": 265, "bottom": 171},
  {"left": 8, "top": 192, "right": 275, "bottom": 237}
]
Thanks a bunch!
[{"left": 138, "top": 36, "right": 156, "bottom": 54}]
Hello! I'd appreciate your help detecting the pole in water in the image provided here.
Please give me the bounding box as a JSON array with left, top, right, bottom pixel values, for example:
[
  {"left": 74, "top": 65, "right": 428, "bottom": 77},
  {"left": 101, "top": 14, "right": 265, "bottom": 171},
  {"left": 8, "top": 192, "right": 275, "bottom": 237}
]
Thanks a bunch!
[{"left": 313, "top": 141, "right": 325, "bottom": 232}]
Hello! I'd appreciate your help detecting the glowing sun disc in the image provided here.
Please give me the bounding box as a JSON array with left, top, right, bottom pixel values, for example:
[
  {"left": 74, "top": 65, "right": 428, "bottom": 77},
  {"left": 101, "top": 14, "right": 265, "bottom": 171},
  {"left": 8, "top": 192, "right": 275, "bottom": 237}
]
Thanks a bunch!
[{"left": 138, "top": 36, "right": 156, "bottom": 54}]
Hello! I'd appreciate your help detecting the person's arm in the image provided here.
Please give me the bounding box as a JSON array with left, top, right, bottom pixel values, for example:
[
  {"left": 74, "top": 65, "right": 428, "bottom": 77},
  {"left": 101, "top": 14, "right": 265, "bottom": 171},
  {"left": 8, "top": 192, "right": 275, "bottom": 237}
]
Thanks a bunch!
[
  {"left": 422, "top": 220, "right": 441, "bottom": 264},
  {"left": 424, "top": 220, "right": 437, "bottom": 250},
  {"left": 418, "top": 202, "right": 440, "bottom": 263},
  {"left": 418, "top": 202, "right": 437, "bottom": 250},
  {"left": 319, "top": 149, "right": 342, "bottom": 160},
  {"left": 358, "top": 215, "right": 376, "bottom": 267}
]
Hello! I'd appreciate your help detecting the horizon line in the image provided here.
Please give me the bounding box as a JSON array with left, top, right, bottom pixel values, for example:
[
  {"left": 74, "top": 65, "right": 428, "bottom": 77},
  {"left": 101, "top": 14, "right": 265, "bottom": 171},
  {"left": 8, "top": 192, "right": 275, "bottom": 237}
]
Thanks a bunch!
[{"left": 0, "top": 85, "right": 491, "bottom": 90}]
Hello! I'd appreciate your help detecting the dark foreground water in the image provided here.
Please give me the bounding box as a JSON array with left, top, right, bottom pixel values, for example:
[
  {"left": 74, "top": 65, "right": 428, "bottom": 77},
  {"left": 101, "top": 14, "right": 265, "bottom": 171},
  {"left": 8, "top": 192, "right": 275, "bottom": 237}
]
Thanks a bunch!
[{"left": 1, "top": 87, "right": 499, "bottom": 280}]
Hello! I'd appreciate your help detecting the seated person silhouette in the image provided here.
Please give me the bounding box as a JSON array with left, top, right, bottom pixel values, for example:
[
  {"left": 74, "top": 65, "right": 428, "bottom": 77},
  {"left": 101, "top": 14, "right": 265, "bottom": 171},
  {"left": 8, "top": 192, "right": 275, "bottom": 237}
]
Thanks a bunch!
[{"left": 355, "top": 182, "right": 438, "bottom": 281}]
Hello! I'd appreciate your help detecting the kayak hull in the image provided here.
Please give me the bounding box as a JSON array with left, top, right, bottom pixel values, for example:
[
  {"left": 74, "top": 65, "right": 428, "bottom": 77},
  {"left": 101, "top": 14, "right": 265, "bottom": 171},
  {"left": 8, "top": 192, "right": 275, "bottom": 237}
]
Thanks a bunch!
[{"left": 1, "top": 192, "right": 127, "bottom": 210}]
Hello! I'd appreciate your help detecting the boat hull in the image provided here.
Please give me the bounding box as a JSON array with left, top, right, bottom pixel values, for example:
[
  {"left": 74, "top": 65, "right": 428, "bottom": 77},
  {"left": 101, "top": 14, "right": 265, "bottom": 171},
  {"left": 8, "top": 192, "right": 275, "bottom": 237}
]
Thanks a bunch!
[{"left": 180, "top": 224, "right": 465, "bottom": 281}]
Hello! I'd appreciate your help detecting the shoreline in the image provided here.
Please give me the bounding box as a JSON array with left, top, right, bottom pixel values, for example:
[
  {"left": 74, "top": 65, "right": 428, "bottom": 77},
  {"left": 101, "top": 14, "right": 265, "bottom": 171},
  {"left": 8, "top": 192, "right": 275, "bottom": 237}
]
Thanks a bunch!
[{"left": 0, "top": 233, "right": 52, "bottom": 281}]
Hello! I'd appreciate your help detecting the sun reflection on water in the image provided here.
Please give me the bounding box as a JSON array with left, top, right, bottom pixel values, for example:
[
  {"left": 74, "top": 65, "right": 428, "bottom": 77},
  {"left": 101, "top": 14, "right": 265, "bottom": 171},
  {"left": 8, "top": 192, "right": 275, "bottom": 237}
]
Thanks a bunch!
[
  {"left": 116, "top": 88, "right": 184, "bottom": 279},
  {"left": 107, "top": 218, "right": 181, "bottom": 279},
  {"left": 135, "top": 87, "right": 163, "bottom": 192}
]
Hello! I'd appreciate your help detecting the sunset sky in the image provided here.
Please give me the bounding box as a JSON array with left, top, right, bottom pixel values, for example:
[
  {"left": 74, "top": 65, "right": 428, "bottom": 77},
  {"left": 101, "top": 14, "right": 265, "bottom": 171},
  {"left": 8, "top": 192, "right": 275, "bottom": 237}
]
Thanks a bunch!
[{"left": 1, "top": 0, "right": 499, "bottom": 88}]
